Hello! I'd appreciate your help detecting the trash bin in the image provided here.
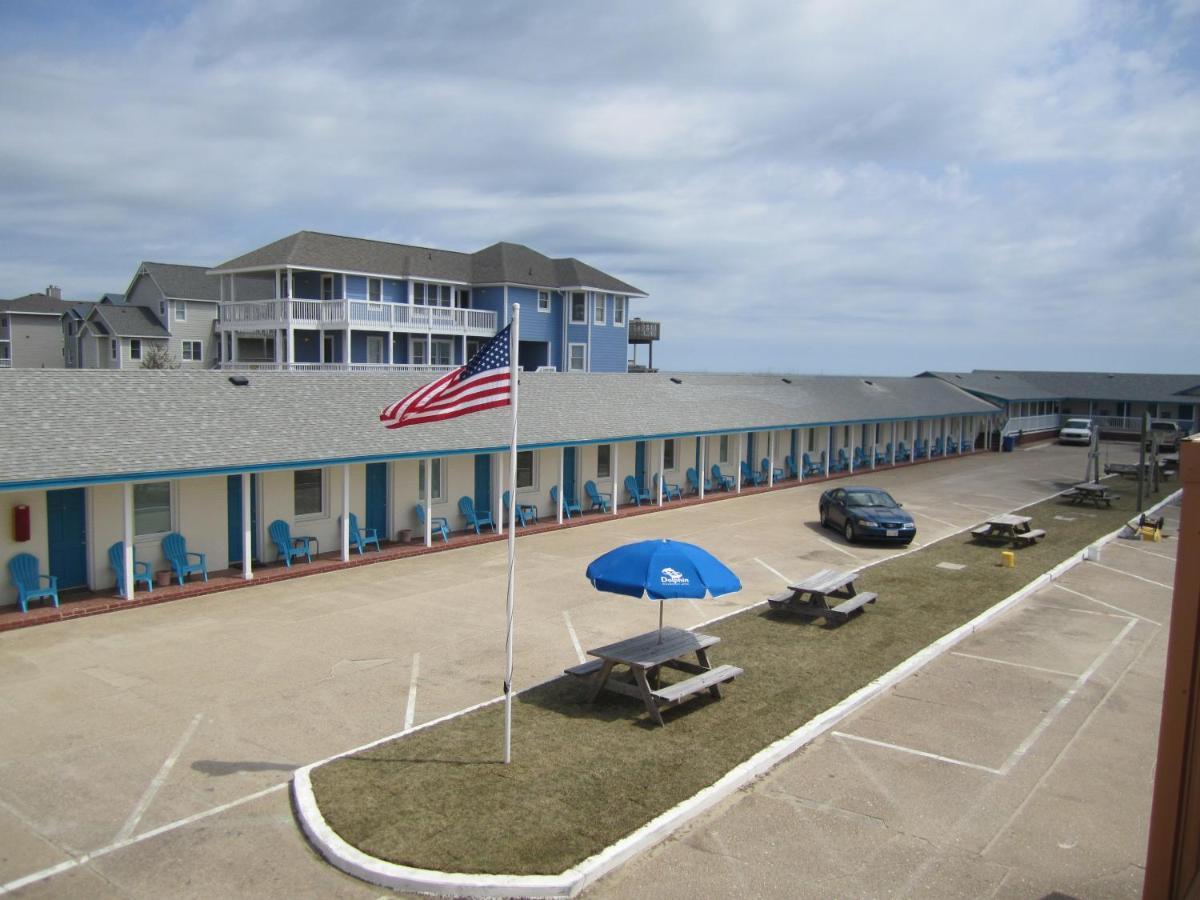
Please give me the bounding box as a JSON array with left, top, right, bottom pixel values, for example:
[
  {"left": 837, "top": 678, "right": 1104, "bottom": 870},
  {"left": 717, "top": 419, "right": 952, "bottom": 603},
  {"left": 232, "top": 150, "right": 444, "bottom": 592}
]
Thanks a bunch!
[{"left": 1001, "top": 435, "right": 1016, "bottom": 452}]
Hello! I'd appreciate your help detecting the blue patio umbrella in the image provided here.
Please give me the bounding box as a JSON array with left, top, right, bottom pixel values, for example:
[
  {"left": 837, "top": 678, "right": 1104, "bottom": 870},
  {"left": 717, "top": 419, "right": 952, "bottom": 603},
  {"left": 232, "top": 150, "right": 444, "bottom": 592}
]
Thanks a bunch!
[{"left": 586, "top": 539, "right": 742, "bottom": 642}]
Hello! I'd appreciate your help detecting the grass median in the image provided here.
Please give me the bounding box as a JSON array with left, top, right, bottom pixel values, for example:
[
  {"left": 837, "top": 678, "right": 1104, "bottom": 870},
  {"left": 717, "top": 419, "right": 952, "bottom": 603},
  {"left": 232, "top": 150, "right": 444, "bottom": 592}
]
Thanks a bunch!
[{"left": 308, "top": 487, "right": 1160, "bottom": 876}]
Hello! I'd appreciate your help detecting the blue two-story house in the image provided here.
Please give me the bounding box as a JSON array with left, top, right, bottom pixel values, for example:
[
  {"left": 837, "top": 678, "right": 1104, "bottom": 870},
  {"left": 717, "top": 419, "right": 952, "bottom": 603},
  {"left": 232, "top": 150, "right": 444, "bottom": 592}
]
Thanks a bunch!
[{"left": 209, "top": 231, "right": 646, "bottom": 374}]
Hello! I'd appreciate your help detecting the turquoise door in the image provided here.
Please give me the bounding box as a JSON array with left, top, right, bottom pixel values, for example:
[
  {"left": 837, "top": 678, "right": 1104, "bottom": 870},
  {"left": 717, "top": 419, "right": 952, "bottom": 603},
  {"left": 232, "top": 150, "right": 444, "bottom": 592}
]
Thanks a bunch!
[
  {"left": 563, "top": 447, "right": 577, "bottom": 501},
  {"left": 366, "top": 463, "right": 388, "bottom": 538},
  {"left": 474, "top": 454, "right": 492, "bottom": 514},
  {"left": 47, "top": 488, "right": 87, "bottom": 589},
  {"left": 746, "top": 432, "right": 755, "bottom": 466},
  {"left": 226, "top": 475, "right": 259, "bottom": 564},
  {"left": 635, "top": 441, "right": 646, "bottom": 489}
]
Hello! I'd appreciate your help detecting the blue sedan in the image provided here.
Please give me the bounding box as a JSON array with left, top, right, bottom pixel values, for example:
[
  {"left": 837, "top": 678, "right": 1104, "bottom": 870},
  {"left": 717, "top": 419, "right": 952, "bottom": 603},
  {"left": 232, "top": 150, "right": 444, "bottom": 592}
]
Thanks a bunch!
[{"left": 819, "top": 486, "right": 916, "bottom": 544}]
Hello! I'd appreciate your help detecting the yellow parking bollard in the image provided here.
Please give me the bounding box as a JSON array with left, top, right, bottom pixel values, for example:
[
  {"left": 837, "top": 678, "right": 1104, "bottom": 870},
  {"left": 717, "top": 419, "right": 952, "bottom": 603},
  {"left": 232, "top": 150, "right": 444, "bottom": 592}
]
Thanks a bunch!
[{"left": 1000, "top": 550, "right": 1015, "bottom": 568}]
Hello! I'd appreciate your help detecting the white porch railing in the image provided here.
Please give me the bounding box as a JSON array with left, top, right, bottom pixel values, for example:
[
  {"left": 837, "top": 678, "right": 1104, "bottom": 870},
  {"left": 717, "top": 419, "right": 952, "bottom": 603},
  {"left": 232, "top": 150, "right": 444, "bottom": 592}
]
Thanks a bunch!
[
  {"left": 218, "top": 361, "right": 457, "bottom": 374},
  {"left": 1090, "top": 415, "right": 1194, "bottom": 433},
  {"left": 0, "top": 339, "right": 10, "bottom": 367},
  {"left": 217, "top": 300, "right": 496, "bottom": 335},
  {"left": 1001, "top": 414, "right": 1061, "bottom": 436}
]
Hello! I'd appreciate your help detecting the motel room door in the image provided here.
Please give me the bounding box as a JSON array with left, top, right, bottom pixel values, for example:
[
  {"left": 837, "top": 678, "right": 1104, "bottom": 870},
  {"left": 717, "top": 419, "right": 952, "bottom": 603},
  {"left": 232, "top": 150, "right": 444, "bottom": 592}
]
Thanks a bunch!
[
  {"left": 474, "top": 454, "right": 492, "bottom": 516},
  {"left": 635, "top": 441, "right": 646, "bottom": 489},
  {"left": 365, "top": 463, "right": 388, "bottom": 539},
  {"left": 563, "top": 447, "right": 577, "bottom": 502},
  {"left": 46, "top": 488, "right": 87, "bottom": 589},
  {"left": 226, "top": 475, "right": 259, "bottom": 564}
]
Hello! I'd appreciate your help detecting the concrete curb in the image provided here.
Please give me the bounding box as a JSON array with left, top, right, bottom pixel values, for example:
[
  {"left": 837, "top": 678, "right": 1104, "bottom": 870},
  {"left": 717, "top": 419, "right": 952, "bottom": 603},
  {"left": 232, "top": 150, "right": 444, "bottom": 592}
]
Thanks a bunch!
[{"left": 292, "top": 488, "right": 1181, "bottom": 898}]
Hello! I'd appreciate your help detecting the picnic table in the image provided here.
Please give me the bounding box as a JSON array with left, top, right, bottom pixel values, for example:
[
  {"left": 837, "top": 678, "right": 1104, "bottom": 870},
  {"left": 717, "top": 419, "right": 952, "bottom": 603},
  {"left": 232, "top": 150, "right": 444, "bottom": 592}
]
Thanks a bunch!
[
  {"left": 766, "top": 568, "right": 877, "bottom": 624},
  {"left": 970, "top": 513, "right": 1046, "bottom": 546},
  {"left": 1061, "top": 482, "right": 1120, "bottom": 508},
  {"left": 564, "top": 626, "right": 742, "bottom": 726}
]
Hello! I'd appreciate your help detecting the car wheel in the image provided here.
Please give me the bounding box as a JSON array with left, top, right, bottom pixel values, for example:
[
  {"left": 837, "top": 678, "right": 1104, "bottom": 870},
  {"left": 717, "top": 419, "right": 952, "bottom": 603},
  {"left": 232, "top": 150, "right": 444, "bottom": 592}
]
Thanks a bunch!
[
  {"left": 820, "top": 507, "right": 829, "bottom": 529},
  {"left": 844, "top": 521, "right": 855, "bottom": 543}
]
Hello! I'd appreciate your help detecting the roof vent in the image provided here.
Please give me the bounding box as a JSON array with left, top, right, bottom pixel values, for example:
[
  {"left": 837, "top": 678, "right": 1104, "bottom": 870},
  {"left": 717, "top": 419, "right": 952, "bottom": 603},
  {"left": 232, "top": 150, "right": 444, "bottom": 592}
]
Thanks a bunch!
[
  {"left": 228, "top": 375, "right": 250, "bottom": 386},
  {"left": 864, "top": 379, "right": 874, "bottom": 386},
  {"left": 670, "top": 377, "right": 682, "bottom": 384},
  {"left": 781, "top": 378, "right": 792, "bottom": 384}
]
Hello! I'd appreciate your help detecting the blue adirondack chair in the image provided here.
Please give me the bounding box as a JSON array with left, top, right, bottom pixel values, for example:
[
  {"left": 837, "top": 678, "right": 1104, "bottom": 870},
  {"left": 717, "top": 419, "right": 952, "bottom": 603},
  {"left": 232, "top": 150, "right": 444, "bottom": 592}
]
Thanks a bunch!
[
  {"left": 761, "top": 457, "right": 784, "bottom": 481},
  {"left": 853, "top": 447, "right": 871, "bottom": 470},
  {"left": 550, "top": 485, "right": 582, "bottom": 518},
  {"left": 414, "top": 504, "right": 450, "bottom": 542},
  {"left": 896, "top": 441, "right": 911, "bottom": 461},
  {"left": 458, "top": 496, "right": 496, "bottom": 534},
  {"left": 584, "top": 480, "right": 611, "bottom": 512},
  {"left": 623, "top": 475, "right": 651, "bottom": 506},
  {"left": 876, "top": 443, "right": 892, "bottom": 465},
  {"left": 785, "top": 455, "right": 799, "bottom": 479},
  {"left": 340, "top": 512, "right": 381, "bottom": 554},
  {"left": 914, "top": 438, "right": 927, "bottom": 459},
  {"left": 931, "top": 436, "right": 944, "bottom": 457},
  {"left": 802, "top": 452, "right": 823, "bottom": 477},
  {"left": 503, "top": 490, "right": 538, "bottom": 527},
  {"left": 161, "top": 532, "right": 208, "bottom": 584},
  {"left": 946, "top": 436, "right": 959, "bottom": 454},
  {"left": 653, "top": 472, "right": 682, "bottom": 501},
  {"left": 739, "top": 460, "right": 764, "bottom": 486},
  {"left": 711, "top": 464, "right": 734, "bottom": 491},
  {"left": 108, "top": 541, "right": 152, "bottom": 596},
  {"left": 267, "top": 520, "right": 314, "bottom": 568},
  {"left": 7, "top": 553, "right": 59, "bottom": 613},
  {"left": 831, "top": 449, "right": 850, "bottom": 473},
  {"left": 685, "top": 467, "right": 711, "bottom": 494}
]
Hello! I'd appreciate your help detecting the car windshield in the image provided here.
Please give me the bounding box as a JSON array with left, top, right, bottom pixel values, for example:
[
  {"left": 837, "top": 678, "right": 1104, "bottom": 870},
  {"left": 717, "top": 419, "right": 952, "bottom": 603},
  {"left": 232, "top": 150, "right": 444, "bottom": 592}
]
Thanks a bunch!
[
  {"left": 845, "top": 490, "right": 897, "bottom": 508},
  {"left": 1065, "top": 419, "right": 1090, "bottom": 429}
]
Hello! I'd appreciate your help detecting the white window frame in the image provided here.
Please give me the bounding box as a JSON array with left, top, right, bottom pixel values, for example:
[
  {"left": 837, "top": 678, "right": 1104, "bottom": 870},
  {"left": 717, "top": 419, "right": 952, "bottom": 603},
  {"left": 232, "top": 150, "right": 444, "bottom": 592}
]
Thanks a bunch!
[
  {"left": 597, "top": 444, "right": 612, "bottom": 479},
  {"left": 294, "top": 468, "right": 326, "bottom": 520},
  {"left": 417, "top": 457, "right": 446, "bottom": 502},
  {"left": 130, "top": 339, "right": 142, "bottom": 361},
  {"left": 133, "top": 480, "right": 175, "bottom": 539},
  {"left": 430, "top": 338, "right": 452, "bottom": 367},
  {"left": 568, "top": 342, "right": 586, "bottom": 372},
  {"left": 592, "top": 292, "right": 606, "bottom": 325},
  {"left": 537, "top": 290, "right": 550, "bottom": 313},
  {"left": 321, "top": 274, "right": 335, "bottom": 301},
  {"left": 182, "top": 340, "right": 203, "bottom": 361},
  {"left": 368, "top": 277, "right": 382, "bottom": 302},
  {"left": 278, "top": 270, "right": 290, "bottom": 298},
  {"left": 111, "top": 339, "right": 118, "bottom": 360},
  {"left": 613, "top": 296, "right": 625, "bottom": 326},
  {"left": 174, "top": 300, "right": 186, "bottom": 322},
  {"left": 366, "top": 335, "right": 384, "bottom": 364},
  {"left": 569, "top": 292, "right": 587, "bottom": 324},
  {"left": 410, "top": 336, "right": 427, "bottom": 366},
  {"left": 516, "top": 450, "right": 536, "bottom": 491}
]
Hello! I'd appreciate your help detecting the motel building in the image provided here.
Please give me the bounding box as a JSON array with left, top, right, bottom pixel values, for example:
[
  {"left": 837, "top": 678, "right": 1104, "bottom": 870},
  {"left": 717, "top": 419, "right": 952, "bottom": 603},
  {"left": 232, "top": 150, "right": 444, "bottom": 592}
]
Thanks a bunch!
[{"left": 0, "top": 369, "right": 1000, "bottom": 613}]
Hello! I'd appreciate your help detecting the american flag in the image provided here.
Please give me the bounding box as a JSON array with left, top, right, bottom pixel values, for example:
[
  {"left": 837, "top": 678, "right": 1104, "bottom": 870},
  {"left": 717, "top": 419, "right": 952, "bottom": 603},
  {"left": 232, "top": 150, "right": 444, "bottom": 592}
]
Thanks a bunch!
[{"left": 379, "top": 324, "right": 512, "bottom": 429}]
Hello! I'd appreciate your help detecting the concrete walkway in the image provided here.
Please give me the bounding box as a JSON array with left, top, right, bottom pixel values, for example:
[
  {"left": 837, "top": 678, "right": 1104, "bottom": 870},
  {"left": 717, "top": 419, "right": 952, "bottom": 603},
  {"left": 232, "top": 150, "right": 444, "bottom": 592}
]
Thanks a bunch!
[
  {"left": 588, "top": 499, "right": 1178, "bottom": 899},
  {"left": 0, "top": 441, "right": 1171, "bottom": 897}
]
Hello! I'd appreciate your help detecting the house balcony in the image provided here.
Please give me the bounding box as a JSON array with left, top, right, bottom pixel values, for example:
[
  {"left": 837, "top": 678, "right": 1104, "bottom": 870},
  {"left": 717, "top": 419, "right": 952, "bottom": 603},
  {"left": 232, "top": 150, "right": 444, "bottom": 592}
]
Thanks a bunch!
[
  {"left": 217, "top": 300, "right": 497, "bottom": 337},
  {"left": 217, "top": 361, "right": 457, "bottom": 374}
]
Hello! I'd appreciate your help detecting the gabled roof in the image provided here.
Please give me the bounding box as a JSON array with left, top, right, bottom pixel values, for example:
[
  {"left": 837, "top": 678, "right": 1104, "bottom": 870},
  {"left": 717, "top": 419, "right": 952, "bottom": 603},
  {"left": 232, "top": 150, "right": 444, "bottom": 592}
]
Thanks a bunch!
[
  {"left": 0, "top": 293, "right": 84, "bottom": 317},
  {"left": 139, "top": 262, "right": 220, "bottom": 302},
  {"left": 0, "top": 370, "right": 998, "bottom": 490},
  {"left": 209, "top": 231, "right": 646, "bottom": 295},
  {"left": 87, "top": 304, "right": 169, "bottom": 339},
  {"left": 985, "top": 370, "right": 1200, "bottom": 404},
  {"left": 920, "top": 371, "right": 1062, "bottom": 402},
  {"left": 99, "top": 293, "right": 125, "bottom": 304}
]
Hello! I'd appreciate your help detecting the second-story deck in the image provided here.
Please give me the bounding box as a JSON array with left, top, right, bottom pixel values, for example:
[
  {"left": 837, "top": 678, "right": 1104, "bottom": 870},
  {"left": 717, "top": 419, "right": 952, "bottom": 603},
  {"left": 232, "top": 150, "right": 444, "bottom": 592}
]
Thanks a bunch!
[{"left": 217, "top": 300, "right": 497, "bottom": 336}]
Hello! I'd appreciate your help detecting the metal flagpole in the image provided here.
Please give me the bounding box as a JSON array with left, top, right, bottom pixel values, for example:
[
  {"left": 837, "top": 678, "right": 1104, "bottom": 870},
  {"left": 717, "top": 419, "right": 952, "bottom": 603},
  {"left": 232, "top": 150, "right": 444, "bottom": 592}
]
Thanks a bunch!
[{"left": 504, "top": 304, "right": 520, "bottom": 764}]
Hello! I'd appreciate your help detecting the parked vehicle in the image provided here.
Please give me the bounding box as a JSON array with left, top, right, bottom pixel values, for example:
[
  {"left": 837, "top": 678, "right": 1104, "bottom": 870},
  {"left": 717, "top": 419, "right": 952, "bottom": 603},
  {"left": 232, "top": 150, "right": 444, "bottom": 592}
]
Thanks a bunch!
[
  {"left": 818, "top": 486, "right": 916, "bottom": 544},
  {"left": 1147, "top": 420, "right": 1182, "bottom": 453},
  {"left": 1058, "top": 418, "right": 1094, "bottom": 445}
]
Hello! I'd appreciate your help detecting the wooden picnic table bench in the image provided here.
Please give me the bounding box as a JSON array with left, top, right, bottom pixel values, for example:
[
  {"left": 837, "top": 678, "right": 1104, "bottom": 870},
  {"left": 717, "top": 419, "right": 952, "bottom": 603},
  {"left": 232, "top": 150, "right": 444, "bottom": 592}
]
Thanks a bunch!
[
  {"left": 766, "top": 567, "right": 877, "bottom": 625},
  {"left": 1061, "top": 482, "right": 1120, "bottom": 508},
  {"left": 970, "top": 514, "right": 1046, "bottom": 546},
  {"left": 564, "top": 626, "right": 741, "bottom": 726}
]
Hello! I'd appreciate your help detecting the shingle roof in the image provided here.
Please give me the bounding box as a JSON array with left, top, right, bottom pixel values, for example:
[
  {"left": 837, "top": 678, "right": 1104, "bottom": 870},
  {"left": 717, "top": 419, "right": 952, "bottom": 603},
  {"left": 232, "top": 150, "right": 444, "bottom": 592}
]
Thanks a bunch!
[
  {"left": 0, "top": 371, "right": 998, "bottom": 489},
  {"left": 88, "top": 305, "right": 170, "bottom": 339},
  {"left": 141, "top": 262, "right": 220, "bottom": 302},
  {"left": 920, "top": 371, "right": 1062, "bottom": 402},
  {"left": 985, "top": 370, "right": 1200, "bottom": 404},
  {"left": 0, "top": 293, "right": 83, "bottom": 316},
  {"left": 210, "top": 231, "right": 646, "bottom": 295}
]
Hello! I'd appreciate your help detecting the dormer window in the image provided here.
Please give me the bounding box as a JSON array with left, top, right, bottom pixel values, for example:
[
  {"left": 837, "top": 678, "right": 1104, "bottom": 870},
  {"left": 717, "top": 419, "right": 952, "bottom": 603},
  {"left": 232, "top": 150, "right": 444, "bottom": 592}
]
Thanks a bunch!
[{"left": 537, "top": 290, "right": 550, "bottom": 313}]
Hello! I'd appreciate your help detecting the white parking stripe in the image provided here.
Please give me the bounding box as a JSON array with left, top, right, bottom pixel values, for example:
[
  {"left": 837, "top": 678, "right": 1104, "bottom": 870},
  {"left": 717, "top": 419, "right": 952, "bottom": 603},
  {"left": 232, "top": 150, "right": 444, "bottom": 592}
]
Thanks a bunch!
[
  {"left": 908, "top": 510, "right": 960, "bottom": 530},
  {"left": 115, "top": 712, "right": 203, "bottom": 843},
  {"left": 950, "top": 652, "right": 1079, "bottom": 679},
  {"left": 1052, "top": 583, "right": 1161, "bottom": 626},
  {"left": 404, "top": 653, "right": 421, "bottom": 731},
  {"left": 1087, "top": 561, "right": 1174, "bottom": 590},
  {"left": 832, "top": 731, "right": 1001, "bottom": 774},
  {"left": 753, "top": 557, "right": 792, "bottom": 584},
  {"left": 1106, "top": 541, "right": 1176, "bottom": 563},
  {"left": 817, "top": 537, "right": 860, "bottom": 560},
  {"left": 563, "top": 611, "right": 585, "bottom": 664}
]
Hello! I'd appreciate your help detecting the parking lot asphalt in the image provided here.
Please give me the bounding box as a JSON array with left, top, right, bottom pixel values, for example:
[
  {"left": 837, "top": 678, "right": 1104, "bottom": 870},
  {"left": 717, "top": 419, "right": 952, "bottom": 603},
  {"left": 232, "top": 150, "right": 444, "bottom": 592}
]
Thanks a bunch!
[{"left": 0, "top": 441, "right": 1171, "bottom": 898}]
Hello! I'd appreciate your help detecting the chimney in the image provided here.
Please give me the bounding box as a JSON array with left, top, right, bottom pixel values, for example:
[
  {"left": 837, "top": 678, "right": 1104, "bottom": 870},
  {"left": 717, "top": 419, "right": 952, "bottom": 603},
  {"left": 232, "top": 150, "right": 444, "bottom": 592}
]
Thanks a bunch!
[{"left": 45, "top": 285, "right": 62, "bottom": 299}]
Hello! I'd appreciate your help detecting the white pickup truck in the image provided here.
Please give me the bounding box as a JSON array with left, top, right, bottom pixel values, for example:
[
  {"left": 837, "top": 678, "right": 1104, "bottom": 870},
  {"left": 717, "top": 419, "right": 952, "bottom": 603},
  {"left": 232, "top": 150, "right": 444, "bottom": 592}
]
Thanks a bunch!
[{"left": 1059, "top": 418, "right": 1094, "bottom": 445}]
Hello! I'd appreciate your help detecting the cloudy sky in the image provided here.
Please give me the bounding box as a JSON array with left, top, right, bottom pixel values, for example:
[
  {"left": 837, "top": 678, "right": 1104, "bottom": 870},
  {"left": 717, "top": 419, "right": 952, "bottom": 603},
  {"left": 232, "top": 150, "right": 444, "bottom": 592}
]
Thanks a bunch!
[{"left": 1, "top": 0, "right": 1197, "bottom": 374}]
